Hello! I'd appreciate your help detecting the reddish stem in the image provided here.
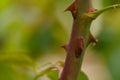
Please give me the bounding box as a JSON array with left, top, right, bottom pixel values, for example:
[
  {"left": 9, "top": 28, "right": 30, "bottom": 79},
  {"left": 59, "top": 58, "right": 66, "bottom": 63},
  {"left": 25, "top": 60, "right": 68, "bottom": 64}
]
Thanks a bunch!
[{"left": 59, "top": 0, "right": 93, "bottom": 80}]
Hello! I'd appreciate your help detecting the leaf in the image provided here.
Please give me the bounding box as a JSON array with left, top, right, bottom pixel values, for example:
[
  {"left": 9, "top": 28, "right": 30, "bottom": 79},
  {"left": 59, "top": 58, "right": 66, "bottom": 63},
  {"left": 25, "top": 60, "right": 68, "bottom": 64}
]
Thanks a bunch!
[
  {"left": 47, "top": 70, "right": 59, "bottom": 80},
  {"left": 0, "top": 52, "right": 35, "bottom": 68},
  {"left": 46, "top": 61, "right": 64, "bottom": 80},
  {"left": 34, "top": 62, "right": 63, "bottom": 80},
  {"left": 34, "top": 63, "right": 54, "bottom": 80},
  {"left": 0, "top": 64, "right": 35, "bottom": 80},
  {"left": 77, "top": 71, "right": 88, "bottom": 80},
  {"left": 0, "top": 52, "right": 36, "bottom": 80},
  {"left": 0, "top": 0, "right": 12, "bottom": 11},
  {"left": 23, "top": 18, "right": 68, "bottom": 58}
]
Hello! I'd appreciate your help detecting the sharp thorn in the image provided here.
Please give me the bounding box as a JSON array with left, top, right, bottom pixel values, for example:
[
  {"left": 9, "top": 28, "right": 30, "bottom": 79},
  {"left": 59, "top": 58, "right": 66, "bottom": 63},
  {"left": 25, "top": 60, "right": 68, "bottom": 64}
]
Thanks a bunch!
[
  {"left": 61, "top": 44, "right": 67, "bottom": 51},
  {"left": 64, "top": 1, "right": 78, "bottom": 19},
  {"left": 75, "top": 37, "right": 84, "bottom": 58},
  {"left": 88, "top": 33, "right": 98, "bottom": 45}
]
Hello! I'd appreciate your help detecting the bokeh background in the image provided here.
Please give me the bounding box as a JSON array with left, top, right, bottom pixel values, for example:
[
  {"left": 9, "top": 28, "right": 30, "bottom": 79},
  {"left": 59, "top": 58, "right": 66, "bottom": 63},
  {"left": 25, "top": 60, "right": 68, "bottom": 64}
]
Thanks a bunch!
[{"left": 0, "top": 0, "right": 120, "bottom": 80}]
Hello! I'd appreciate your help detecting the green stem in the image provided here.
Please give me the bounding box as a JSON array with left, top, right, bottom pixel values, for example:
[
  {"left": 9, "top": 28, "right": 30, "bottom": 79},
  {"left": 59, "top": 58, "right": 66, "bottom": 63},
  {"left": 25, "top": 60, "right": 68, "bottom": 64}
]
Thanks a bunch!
[{"left": 87, "top": 4, "right": 120, "bottom": 19}]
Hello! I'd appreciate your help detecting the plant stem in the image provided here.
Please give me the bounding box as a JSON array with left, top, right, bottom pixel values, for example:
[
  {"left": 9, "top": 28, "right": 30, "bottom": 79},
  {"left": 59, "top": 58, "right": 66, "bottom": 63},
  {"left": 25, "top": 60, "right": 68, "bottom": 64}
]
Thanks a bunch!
[
  {"left": 59, "top": 0, "right": 92, "bottom": 80},
  {"left": 59, "top": 0, "right": 120, "bottom": 80},
  {"left": 87, "top": 4, "right": 120, "bottom": 19}
]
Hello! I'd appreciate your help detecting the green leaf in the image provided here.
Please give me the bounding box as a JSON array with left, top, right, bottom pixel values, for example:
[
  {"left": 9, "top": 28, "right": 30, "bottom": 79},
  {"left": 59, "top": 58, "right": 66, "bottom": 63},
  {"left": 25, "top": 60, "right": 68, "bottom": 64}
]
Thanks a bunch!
[
  {"left": 34, "top": 62, "right": 63, "bottom": 80},
  {"left": 23, "top": 18, "right": 68, "bottom": 58},
  {"left": 0, "top": 64, "right": 35, "bottom": 80},
  {"left": 77, "top": 71, "right": 88, "bottom": 80},
  {"left": 0, "top": 0, "right": 12, "bottom": 12},
  {"left": 34, "top": 63, "right": 54, "bottom": 80},
  {"left": 47, "top": 70, "right": 59, "bottom": 80},
  {"left": 0, "top": 52, "right": 35, "bottom": 68}
]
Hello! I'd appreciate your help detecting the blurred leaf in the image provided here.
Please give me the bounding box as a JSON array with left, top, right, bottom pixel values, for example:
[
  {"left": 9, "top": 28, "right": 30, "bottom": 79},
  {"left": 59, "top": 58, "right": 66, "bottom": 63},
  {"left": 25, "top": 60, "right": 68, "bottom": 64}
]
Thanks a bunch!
[
  {"left": 56, "top": 61, "right": 64, "bottom": 67},
  {"left": 0, "top": 52, "right": 36, "bottom": 80},
  {"left": 94, "top": 1, "right": 120, "bottom": 80},
  {"left": 0, "top": 64, "right": 35, "bottom": 80},
  {"left": 22, "top": 18, "right": 68, "bottom": 58},
  {"left": 77, "top": 71, "right": 88, "bottom": 80},
  {"left": 34, "top": 63, "right": 53, "bottom": 80},
  {"left": 34, "top": 61, "right": 64, "bottom": 80},
  {"left": 94, "top": 28, "right": 118, "bottom": 54},
  {"left": 0, "top": 64, "right": 16, "bottom": 80},
  {"left": 0, "top": 0, "right": 12, "bottom": 12},
  {"left": 46, "top": 61, "right": 64, "bottom": 80},
  {"left": 47, "top": 70, "right": 59, "bottom": 80},
  {"left": 102, "top": 0, "right": 120, "bottom": 7},
  {"left": 108, "top": 48, "right": 120, "bottom": 80},
  {"left": 0, "top": 52, "right": 35, "bottom": 68},
  {"left": 0, "top": 36, "right": 6, "bottom": 50}
]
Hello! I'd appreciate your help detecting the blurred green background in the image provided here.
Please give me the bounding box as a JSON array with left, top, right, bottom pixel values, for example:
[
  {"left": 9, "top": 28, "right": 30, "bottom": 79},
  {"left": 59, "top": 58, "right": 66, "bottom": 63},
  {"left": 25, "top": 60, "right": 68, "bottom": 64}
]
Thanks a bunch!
[{"left": 0, "top": 0, "right": 120, "bottom": 80}]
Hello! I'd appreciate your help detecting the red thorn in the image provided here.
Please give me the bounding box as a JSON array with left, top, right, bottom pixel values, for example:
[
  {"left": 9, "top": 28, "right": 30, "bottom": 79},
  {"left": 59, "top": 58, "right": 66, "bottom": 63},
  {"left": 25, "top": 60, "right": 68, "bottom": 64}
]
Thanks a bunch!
[
  {"left": 88, "top": 33, "right": 98, "bottom": 45},
  {"left": 88, "top": 8, "right": 97, "bottom": 12},
  {"left": 77, "top": 37, "right": 84, "bottom": 50},
  {"left": 64, "top": 1, "right": 78, "bottom": 19},
  {"left": 75, "top": 37, "right": 84, "bottom": 58},
  {"left": 61, "top": 44, "right": 67, "bottom": 51}
]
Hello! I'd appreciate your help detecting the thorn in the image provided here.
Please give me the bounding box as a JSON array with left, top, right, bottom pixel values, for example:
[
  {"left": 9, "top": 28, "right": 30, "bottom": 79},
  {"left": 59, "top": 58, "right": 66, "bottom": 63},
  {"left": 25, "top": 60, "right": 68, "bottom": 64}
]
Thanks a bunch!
[
  {"left": 77, "top": 37, "right": 84, "bottom": 50},
  {"left": 88, "top": 8, "right": 97, "bottom": 12},
  {"left": 88, "top": 33, "right": 98, "bottom": 45},
  {"left": 64, "top": 1, "right": 76, "bottom": 12},
  {"left": 75, "top": 37, "right": 84, "bottom": 58},
  {"left": 61, "top": 44, "right": 67, "bottom": 51},
  {"left": 64, "top": 1, "right": 78, "bottom": 19}
]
